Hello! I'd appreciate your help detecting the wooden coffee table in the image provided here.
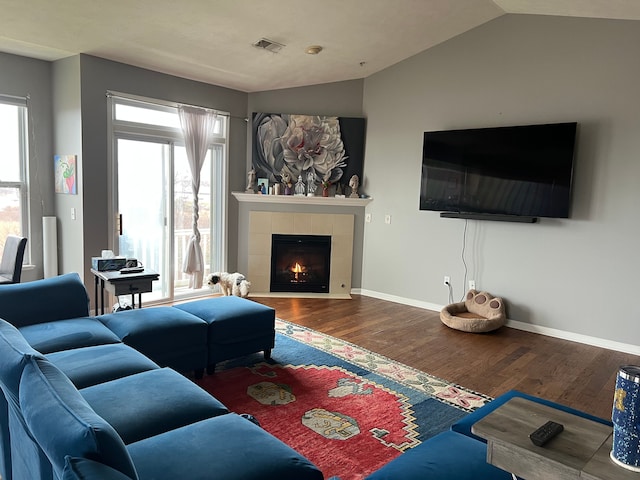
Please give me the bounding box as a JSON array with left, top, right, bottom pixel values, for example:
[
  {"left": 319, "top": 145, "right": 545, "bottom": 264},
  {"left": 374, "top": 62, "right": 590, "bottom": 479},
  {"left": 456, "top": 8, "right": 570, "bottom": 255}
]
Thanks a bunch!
[{"left": 471, "top": 396, "right": 640, "bottom": 480}]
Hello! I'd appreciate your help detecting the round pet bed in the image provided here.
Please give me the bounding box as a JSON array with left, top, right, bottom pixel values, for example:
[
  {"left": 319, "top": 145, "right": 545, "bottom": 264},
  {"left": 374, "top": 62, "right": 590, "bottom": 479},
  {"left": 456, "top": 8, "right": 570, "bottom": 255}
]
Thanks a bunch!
[{"left": 440, "top": 289, "right": 506, "bottom": 333}]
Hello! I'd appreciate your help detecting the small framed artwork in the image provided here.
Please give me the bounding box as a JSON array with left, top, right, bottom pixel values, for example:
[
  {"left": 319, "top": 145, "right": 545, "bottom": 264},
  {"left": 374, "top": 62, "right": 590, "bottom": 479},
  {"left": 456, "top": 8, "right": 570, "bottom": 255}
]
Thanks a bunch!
[
  {"left": 257, "top": 178, "right": 269, "bottom": 194},
  {"left": 54, "top": 154, "right": 77, "bottom": 194}
]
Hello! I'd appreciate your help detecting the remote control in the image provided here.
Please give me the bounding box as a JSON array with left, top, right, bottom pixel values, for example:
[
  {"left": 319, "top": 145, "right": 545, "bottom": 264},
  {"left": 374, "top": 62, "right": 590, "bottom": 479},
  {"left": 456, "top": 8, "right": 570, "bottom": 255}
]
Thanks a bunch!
[
  {"left": 120, "top": 266, "right": 144, "bottom": 274},
  {"left": 529, "top": 420, "right": 564, "bottom": 447}
]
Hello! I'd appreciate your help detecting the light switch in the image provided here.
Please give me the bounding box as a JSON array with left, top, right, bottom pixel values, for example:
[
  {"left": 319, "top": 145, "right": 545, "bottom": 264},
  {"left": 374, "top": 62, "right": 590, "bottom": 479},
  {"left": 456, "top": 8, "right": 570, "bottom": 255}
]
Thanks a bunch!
[{"left": 71, "top": 207, "right": 76, "bottom": 220}]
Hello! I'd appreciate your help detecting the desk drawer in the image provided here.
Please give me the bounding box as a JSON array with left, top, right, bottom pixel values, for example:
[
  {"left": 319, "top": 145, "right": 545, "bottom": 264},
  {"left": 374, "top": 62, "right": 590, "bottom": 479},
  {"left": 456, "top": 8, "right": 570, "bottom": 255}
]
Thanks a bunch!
[{"left": 103, "top": 279, "right": 153, "bottom": 296}]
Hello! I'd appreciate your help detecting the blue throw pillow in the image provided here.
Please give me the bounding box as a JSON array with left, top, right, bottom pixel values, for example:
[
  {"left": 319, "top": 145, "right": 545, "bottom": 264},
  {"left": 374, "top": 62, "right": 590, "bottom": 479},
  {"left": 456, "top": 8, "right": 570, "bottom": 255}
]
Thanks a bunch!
[{"left": 19, "top": 356, "right": 138, "bottom": 479}]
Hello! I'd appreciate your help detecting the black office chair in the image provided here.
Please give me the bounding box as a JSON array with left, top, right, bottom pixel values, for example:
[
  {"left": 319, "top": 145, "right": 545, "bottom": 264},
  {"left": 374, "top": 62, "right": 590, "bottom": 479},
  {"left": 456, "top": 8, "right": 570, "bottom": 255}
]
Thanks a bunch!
[{"left": 0, "top": 235, "right": 28, "bottom": 284}]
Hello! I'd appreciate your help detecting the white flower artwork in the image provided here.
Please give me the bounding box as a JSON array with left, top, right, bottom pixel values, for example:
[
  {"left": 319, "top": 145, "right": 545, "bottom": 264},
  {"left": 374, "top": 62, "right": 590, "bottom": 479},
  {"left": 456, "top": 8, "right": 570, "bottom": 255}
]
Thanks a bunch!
[{"left": 252, "top": 113, "right": 365, "bottom": 193}]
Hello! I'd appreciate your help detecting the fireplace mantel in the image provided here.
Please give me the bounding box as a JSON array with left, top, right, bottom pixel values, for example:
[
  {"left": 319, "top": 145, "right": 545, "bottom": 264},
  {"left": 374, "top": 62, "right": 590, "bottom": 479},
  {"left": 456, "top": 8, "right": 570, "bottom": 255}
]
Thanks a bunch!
[
  {"left": 235, "top": 191, "right": 368, "bottom": 299},
  {"left": 232, "top": 192, "right": 372, "bottom": 207}
]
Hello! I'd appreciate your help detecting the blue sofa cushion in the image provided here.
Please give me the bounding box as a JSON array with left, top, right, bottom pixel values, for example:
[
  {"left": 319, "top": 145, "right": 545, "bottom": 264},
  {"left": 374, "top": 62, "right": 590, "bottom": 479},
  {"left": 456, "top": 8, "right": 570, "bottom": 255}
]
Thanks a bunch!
[
  {"left": 80, "top": 368, "right": 229, "bottom": 444},
  {"left": 451, "top": 389, "right": 613, "bottom": 442},
  {"left": 365, "top": 430, "right": 514, "bottom": 480},
  {"left": 62, "top": 456, "right": 134, "bottom": 480},
  {"left": 98, "top": 307, "right": 208, "bottom": 372},
  {"left": 127, "top": 413, "right": 323, "bottom": 480},
  {"left": 0, "top": 273, "right": 89, "bottom": 327},
  {"left": 46, "top": 343, "right": 160, "bottom": 389},
  {"left": 19, "top": 356, "right": 139, "bottom": 480},
  {"left": 19, "top": 317, "right": 122, "bottom": 354}
]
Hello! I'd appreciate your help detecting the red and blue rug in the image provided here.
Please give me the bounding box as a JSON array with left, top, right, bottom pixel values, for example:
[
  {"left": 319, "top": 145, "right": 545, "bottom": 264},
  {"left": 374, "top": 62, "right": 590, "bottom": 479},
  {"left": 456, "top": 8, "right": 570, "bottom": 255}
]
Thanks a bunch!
[{"left": 196, "top": 319, "right": 491, "bottom": 480}]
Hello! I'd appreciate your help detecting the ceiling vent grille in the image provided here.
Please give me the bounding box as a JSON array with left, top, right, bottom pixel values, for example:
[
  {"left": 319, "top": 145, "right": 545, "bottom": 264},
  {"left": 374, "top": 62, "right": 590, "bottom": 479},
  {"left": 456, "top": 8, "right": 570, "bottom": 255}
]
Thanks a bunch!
[{"left": 253, "top": 38, "right": 285, "bottom": 53}]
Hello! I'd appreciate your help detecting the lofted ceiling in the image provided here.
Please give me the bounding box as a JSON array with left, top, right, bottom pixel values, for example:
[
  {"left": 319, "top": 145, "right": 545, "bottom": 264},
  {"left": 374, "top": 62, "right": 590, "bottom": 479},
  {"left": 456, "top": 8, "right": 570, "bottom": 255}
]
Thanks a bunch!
[{"left": 1, "top": 0, "right": 639, "bottom": 93}]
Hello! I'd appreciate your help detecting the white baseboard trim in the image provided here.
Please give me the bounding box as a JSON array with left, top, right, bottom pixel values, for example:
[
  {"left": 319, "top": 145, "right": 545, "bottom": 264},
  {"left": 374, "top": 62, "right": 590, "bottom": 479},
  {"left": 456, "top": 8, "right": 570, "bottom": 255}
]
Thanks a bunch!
[
  {"left": 353, "top": 288, "right": 442, "bottom": 313},
  {"left": 354, "top": 288, "right": 640, "bottom": 356}
]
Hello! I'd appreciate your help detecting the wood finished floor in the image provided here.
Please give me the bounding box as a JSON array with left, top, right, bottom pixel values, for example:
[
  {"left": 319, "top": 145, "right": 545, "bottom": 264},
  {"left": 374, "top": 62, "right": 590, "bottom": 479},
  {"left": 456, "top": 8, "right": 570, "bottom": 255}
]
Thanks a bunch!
[{"left": 250, "top": 294, "right": 640, "bottom": 420}]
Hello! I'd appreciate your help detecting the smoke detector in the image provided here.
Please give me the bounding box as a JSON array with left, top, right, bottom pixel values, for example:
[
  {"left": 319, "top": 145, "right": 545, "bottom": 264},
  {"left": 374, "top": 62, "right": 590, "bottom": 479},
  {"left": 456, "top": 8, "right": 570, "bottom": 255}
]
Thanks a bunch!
[{"left": 253, "top": 38, "right": 285, "bottom": 53}]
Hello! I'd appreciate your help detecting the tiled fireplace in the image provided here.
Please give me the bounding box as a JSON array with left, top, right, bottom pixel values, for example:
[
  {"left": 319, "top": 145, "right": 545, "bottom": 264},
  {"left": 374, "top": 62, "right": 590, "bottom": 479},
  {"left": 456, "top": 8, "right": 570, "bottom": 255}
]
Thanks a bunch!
[{"left": 247, "top": 211, "right": 354, "bottom": 298}]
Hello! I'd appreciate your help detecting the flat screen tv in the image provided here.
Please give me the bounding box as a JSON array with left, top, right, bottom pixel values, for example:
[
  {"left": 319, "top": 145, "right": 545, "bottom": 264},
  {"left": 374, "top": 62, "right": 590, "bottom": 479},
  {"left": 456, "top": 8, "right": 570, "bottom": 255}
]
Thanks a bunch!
[{"left": 419, "top": 122, "right": 577, "bottom": 222}]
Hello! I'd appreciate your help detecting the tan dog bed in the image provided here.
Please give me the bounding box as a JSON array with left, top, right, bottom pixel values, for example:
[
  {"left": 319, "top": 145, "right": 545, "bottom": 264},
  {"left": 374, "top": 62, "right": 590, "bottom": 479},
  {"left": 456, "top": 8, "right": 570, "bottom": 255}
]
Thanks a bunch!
[{"left": 440, "top": 289, "right": 506, "bottom": 333}]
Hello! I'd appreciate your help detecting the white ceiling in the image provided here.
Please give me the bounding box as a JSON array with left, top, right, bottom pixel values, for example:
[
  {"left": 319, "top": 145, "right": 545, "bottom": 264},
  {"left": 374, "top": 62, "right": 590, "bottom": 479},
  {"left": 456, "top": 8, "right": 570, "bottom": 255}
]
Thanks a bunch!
[{"left": 1, "top": 0, "right": 639, "bottom": 93}]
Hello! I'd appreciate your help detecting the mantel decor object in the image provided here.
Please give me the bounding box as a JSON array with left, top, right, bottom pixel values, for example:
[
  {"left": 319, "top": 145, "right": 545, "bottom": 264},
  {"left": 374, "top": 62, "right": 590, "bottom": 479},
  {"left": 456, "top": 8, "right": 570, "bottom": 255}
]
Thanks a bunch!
[
  {"left": 306, "top": 171, "right": 317, "bottom": 197},
  {"left": 246, "top": 168, "right": 256, "bottom": 193},
  {"left": 349, "top": 174, "right": 359, "bottom": 198},
  {"left": 294, "top": 175, "right": 305, "bottom": 196}
]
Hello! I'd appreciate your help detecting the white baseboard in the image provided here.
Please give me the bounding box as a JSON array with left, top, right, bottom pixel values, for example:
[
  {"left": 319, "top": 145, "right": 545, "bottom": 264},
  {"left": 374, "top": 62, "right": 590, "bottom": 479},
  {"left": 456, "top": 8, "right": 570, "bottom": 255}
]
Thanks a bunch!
[
  {"left": 354, "top": 288, "right": 640, "bottom": 356},
  {"left": 352, "top": 288, "right": 442, "bottom": 312}
]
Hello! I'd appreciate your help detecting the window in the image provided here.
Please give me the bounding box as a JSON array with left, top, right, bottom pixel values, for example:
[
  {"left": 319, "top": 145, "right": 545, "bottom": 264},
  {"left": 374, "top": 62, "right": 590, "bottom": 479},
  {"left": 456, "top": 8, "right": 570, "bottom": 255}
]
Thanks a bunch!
[
  {"left": 109, "top": 94, "right": 228, "bottom": 303},
  {"left": 0, "top": 95, "right": 29, "bottom": 261}
]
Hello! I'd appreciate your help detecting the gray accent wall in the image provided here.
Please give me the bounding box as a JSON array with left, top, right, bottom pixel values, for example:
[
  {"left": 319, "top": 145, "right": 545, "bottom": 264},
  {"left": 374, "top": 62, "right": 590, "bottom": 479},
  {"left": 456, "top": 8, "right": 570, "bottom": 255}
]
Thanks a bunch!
[{"left": 361, "top": 15, "right": 640, "bottom": 347}]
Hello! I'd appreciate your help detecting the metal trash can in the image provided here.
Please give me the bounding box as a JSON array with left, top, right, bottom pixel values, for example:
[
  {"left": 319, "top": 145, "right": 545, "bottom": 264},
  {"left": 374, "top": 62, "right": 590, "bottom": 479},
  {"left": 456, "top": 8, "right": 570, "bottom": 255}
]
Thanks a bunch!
[{"left": 611, "top": 365, "right": 640, "bottom": 471}]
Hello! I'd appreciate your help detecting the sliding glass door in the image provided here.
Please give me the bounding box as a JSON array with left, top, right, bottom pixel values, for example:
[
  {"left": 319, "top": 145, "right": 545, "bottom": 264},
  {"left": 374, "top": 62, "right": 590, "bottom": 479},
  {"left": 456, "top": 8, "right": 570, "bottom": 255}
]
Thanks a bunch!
[
  {"left": 116, "top": 137, "right": 170, "bottom": 301},
  {"left": 110, "top": 94, "right": 227, "bottom": 305}
]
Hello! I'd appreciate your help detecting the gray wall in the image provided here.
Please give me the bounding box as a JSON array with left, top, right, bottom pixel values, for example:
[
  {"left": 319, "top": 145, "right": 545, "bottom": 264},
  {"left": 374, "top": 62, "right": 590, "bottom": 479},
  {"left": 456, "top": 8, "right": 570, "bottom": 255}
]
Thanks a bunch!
[
  {"left": 361, "top": 15, "right": 640, "bottom": 349},
  {"left": 52, "top": 56, "right": 84, "bottom": 276},
  {"left": 0, "top": 53, "right": 53, "bottom": 281},
  {"left": 246, "top": 80, "right": 366, "bottom": 286}
]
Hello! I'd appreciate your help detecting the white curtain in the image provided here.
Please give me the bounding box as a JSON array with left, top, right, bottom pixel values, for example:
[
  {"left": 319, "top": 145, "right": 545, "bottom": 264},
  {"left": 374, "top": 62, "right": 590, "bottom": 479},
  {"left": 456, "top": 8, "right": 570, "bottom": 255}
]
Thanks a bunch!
[{"left": 178, "top": 105, "right": 217, "bottom": 288}]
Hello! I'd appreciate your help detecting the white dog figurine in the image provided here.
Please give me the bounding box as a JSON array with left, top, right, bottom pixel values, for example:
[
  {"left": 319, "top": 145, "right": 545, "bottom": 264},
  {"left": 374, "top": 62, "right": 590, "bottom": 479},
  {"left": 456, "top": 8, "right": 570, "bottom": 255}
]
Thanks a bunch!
[{"left": 207, "top": 272, "right": 251, "bottom": 298}]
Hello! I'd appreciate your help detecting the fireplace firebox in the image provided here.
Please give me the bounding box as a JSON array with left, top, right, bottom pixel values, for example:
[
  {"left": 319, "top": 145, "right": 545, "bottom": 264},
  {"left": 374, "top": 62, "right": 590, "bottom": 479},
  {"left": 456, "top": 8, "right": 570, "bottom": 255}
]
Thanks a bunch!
[{"left": 270, "top": 234, "right": 331, "bottom": 293}]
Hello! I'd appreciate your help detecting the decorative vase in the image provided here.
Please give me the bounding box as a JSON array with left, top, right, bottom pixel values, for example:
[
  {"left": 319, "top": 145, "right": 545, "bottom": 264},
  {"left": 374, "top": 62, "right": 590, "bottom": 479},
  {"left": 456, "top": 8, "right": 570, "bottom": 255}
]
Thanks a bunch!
[{"left": 322, "top": 187, "right": 329, "bottom": 197}]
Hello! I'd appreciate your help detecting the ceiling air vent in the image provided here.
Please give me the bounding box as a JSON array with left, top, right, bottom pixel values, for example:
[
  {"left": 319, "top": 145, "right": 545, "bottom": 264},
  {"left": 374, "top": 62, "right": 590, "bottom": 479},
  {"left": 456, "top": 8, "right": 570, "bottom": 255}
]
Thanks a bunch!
[{"left": 253, "top": 38, "right": 285, "bottom": 53}]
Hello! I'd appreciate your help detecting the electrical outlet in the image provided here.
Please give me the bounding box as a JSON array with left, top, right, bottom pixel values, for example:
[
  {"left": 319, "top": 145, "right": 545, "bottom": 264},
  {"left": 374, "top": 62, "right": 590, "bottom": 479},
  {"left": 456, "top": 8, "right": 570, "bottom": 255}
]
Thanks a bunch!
[
  {"left": 365, "top": 213, "right": 372, "bottom": 223},
  {"left": 384, "top": 214, "right": 391, "bottom": 224},
  {"left": 444, "top": 276, "right": 450, "bottom": 286},
  {"left": 469, "top": 280, "right": 476, "bottom": 290}
]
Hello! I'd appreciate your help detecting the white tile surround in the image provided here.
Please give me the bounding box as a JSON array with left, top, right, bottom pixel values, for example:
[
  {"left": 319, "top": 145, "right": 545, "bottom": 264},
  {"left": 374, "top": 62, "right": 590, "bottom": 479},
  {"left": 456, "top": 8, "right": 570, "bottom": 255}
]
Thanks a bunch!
[
  {"left": 233, "top": 192, "right": 372, "bottom": 298},
  {"left": 248, "top": 211, "right": 355, "bottom": 298}
]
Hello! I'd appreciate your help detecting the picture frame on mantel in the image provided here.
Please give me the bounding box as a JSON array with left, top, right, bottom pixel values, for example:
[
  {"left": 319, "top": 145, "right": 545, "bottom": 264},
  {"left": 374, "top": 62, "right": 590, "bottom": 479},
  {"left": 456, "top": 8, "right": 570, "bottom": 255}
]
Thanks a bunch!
[
  {"left": 257, "top": 178, "right": 269, "bottom": 194},
  {"left": 251, "top": 113, "right": 366, "bottom": 194}
]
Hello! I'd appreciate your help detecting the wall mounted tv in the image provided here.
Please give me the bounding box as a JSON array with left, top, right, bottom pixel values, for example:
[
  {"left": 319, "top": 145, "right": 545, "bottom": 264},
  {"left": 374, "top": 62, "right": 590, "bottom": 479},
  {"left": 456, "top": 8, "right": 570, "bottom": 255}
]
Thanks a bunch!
[{"left": 419, "top": 122, "right": 577, "bottom": 223}]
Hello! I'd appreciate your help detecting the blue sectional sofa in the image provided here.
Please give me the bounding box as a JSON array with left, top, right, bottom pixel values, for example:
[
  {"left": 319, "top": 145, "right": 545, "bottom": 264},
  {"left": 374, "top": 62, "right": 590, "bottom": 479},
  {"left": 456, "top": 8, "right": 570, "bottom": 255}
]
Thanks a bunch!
[
  {"left": 0, "top": 272, "right": 614, "bottom": 479},
  {"left": 0, "top": 273, "right": 322, "bottom": 480}
]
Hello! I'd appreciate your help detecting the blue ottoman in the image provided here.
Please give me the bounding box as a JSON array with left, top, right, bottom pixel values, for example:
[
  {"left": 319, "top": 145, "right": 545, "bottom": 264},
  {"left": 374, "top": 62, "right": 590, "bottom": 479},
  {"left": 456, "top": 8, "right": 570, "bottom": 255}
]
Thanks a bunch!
[
  {"left": 365, "top": 430, "right": 513, "bottom": 479},
  {"left": 98, "top": 307, "right": 208, "bottom": 377},
  {"left": 173, "top": 296, "right": 275, "bottom": 374}
]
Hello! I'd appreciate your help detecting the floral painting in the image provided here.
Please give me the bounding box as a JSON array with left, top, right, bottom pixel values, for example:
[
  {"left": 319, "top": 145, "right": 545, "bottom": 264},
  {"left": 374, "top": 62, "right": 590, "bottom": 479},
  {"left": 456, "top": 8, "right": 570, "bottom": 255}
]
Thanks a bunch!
[
  {"left": 252, "top": 113, "right": 365, "bottom": 189},
  {"left": 54, "top": 154, "right": 77, "bottom": 194}
]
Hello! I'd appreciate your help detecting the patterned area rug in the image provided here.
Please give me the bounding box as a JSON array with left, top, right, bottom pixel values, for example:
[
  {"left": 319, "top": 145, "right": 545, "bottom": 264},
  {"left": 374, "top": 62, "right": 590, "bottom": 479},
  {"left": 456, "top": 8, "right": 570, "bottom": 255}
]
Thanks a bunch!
[{"left": 196, "top": 319, "right": 491, "bottom": 480}]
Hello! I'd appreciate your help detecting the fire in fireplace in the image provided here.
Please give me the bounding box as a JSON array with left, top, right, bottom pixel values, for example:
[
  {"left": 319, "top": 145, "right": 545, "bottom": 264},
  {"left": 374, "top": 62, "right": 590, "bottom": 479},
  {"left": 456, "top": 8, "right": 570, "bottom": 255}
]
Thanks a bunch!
[{"left": 270, "top": 234, "right": 331, "bottom": 293}]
